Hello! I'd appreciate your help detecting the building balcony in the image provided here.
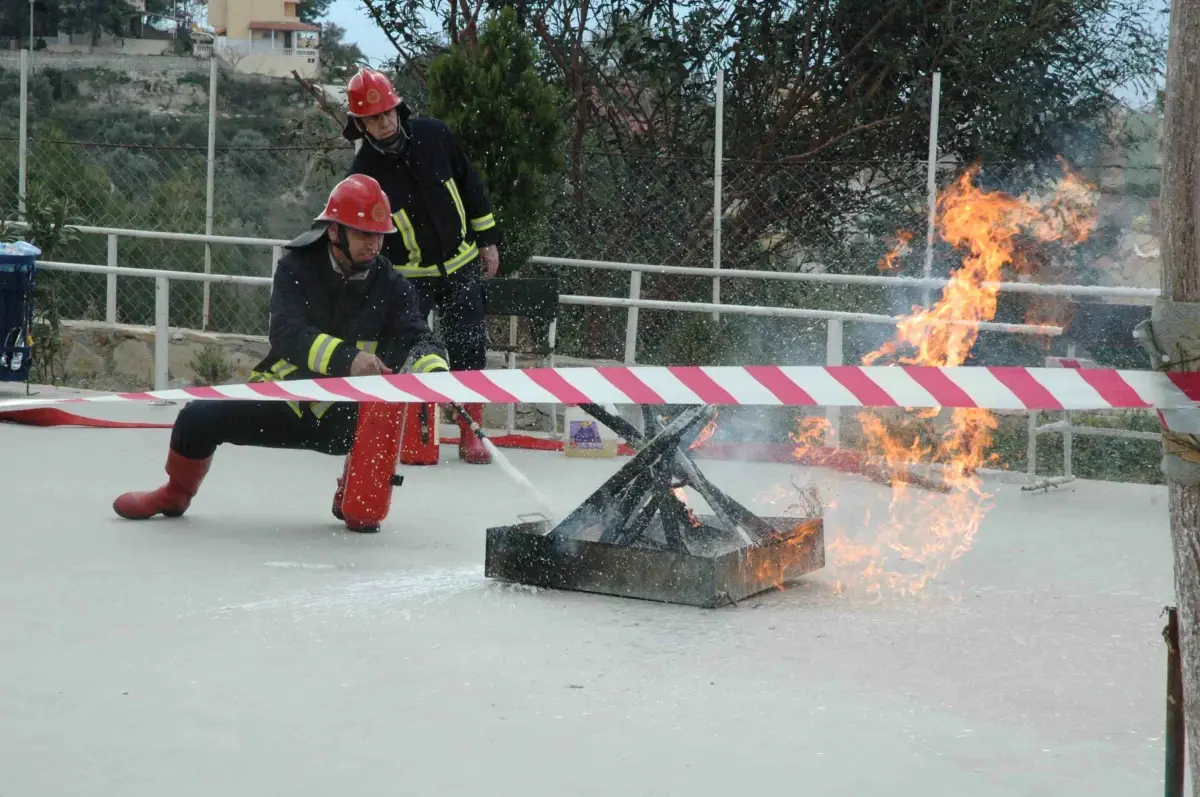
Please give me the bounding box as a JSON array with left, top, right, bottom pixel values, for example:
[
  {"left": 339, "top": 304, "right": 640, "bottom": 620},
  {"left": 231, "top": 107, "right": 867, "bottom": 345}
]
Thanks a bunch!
[
  {"left": 248, "top": 40, "right": 318, "bottom": 57},
  {"left": 197, "top": 39, "right": 319, "bottom": 61}
]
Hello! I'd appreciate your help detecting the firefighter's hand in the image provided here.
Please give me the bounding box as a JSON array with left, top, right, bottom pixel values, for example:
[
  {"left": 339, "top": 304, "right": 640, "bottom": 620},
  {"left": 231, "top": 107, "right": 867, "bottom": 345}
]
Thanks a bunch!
[
  {"left": 479, "top": 245, "right": 500, "bottom": 278},
  {"left": 350, "top": 351, "right": 392, "bottom": 377}
]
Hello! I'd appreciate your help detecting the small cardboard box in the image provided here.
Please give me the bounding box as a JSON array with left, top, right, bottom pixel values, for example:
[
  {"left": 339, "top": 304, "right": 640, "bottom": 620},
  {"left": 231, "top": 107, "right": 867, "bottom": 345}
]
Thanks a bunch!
[{"left": 564, "top": 406, "right": 619, "bottom": 458}]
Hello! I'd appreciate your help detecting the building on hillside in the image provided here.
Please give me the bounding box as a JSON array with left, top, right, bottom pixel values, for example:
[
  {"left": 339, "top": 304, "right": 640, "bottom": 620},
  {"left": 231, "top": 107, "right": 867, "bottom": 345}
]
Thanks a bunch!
[
  {"left": 200, "top": 0, "right": 321, "bottom": 79},
  {"left": 14, "top": 0, "right": 183, "bottom": 56}
]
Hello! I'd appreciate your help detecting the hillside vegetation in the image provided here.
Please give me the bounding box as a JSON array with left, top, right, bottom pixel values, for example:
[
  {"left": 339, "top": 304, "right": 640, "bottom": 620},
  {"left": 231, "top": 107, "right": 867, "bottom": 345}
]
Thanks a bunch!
[{"left": 0, "top": 59, "right": 350, "bottom": 334}]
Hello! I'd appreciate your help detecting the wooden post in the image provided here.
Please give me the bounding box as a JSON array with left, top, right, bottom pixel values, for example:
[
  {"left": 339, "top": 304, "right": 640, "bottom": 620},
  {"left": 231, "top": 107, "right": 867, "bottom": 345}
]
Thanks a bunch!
[
  {"left": 1166, "top": 607, "right": 1186, "bottom": 797},
  {"left": 1159, "top": 0, "right": 1200, "bottom": 791}
]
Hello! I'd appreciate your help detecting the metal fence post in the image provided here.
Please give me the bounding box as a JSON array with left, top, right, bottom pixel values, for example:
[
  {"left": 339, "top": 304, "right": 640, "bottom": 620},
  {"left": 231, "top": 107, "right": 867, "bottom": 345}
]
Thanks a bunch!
[
  {"left": 712, "top": 68, "right": 724, "bottom": 322},
  {"left": 105, "top": 233, "right": 118, "bottom": 323},
  {"left": 921, "top": 71, "right": 942, "bottom": 308},
  {"left": 825, "top": 319, "right": 843, "bottom": 445},
  {"left": 18, "top": 48, "right": 29, "bottom": 216},
  {"left": 154, "top": 277, "right": 169, "bottom": 390},
  {"left": 624, "top": 270, "right": 641, "bottom": 364},
  {"left": 1026, "top": 411, "right": 1039, "bottom": 480},
  {"left": 202, "top": 56, "right": 218, "bottom": 330},
  {"left": 1063, "top": 343, "right": 1076, "bottom": 479}
]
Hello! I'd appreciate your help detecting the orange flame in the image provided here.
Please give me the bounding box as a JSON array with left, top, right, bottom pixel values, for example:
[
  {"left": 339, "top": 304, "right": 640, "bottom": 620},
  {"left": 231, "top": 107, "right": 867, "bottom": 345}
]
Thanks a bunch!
[
  {"left": 863, "top": 162, "right": 1095, "bottom": 369},
  {"left": 820, "top": 162, "right": 1097, "bottom": 597},
  {"left": 689, "top": 417, "right": 718, "bottom": 450},
  {"left": 671, "top": 487, "right": 702, "bottom": 527},
  {"left": 878, "top": 230, "right": 914, "bottom": 271}
]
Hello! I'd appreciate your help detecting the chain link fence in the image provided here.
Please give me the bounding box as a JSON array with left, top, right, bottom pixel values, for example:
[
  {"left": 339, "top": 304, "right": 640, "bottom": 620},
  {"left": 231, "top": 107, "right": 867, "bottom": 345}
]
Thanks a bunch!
[
  {"left": 536, "top": 149, "right": 1163, "bottom": 369},
  {"left": 0, "top": 52, "right": 1166, "bottom": 375},
  {"left": 0, "top": 51, "right": 354, "bottom": 338},
  {"left": 542, "top": 151, "right": 940, "bottom": 365}
]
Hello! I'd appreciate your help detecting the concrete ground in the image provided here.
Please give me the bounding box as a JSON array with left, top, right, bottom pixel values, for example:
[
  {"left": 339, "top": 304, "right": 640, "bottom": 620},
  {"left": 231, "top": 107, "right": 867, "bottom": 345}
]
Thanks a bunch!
[{"left": 0, "top": 388, "right": 1184, "bottom": 796}]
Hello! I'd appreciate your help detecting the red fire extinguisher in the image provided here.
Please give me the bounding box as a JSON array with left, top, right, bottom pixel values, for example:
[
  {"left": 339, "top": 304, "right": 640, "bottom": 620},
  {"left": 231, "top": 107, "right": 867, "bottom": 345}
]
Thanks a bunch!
[{"left": 398, "top": 402, "right": 441, "bottom": 465}]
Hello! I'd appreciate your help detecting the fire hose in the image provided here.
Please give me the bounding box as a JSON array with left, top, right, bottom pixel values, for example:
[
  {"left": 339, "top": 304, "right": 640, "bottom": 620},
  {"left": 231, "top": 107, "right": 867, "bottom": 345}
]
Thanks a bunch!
[
  {"left": 447, "top": 401, "right": 493, "bottom": 445},
  {"left": 451, "top": 401, "right": 643, "bottom": 453}
]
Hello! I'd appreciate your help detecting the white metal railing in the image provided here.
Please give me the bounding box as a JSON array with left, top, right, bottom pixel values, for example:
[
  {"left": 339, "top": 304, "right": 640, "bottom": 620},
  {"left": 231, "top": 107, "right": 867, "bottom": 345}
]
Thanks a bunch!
[
  {"left": 15, "top": 221, "right": 1162, "bottom": 475},
  {"left": 1022, "top": 350, "right": 1162, "bottom": 492},
  {"left": 242, "top": 41, "right": 319, "bottom": 57},
  {"left": 528, "top": 255, "right": 1162, "bottom": 300}
]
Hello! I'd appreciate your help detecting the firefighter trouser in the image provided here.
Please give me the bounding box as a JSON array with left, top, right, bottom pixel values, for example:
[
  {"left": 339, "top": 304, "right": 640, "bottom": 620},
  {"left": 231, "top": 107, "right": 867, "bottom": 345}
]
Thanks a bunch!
[
  {"left": 410, "top": 259, "right": 487, "bottom": 371},
  {"left": 170, "top": 399, "right": 359, "bottom": 460}
]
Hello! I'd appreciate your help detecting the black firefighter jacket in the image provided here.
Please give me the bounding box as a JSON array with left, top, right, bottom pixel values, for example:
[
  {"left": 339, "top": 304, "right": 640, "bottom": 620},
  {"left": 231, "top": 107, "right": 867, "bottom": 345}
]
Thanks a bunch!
[
  {"left": 250, "top": 232, "right": 450, "bottom": 419},
  {"left": 348, "top": 117, "right": 499, "bottom": 279}
]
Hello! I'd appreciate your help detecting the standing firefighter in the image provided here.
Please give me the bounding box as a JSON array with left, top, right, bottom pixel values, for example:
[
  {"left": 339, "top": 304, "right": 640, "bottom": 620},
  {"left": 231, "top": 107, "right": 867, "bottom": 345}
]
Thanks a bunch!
[
  {"left": 111, "top": 174, "right": 451, "bottom": 532},
  {"left": 342, "top": 66, "right": 498, "bottom": 465}
]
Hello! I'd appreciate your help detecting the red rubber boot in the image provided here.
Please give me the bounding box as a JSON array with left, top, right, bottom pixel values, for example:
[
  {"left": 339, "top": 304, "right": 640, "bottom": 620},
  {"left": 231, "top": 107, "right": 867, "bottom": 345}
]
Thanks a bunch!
[
  {"left": 457, "top": 403, "right": 492, "bottom": 465},
  {"left": 332, "top": 456, "right": 349, "bottom": 521},
  {"left": 113, "top": 450, "right": 212, "bottom": 520}
]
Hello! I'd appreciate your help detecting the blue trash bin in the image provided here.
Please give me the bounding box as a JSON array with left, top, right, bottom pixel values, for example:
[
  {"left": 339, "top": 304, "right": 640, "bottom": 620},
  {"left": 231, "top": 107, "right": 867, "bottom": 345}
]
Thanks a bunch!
[{"left": 0, "top": 240, "right": 41, "bottom": 389}]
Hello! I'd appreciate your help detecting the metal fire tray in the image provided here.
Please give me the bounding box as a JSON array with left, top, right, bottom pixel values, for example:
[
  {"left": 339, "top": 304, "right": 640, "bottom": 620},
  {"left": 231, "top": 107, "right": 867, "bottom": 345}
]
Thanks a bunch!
[
  {"left": 483, "top": 405, "right": 826, "bottom": 608},
  {"left": 484, "top": 515, "right": 824, "bottom": 608}
]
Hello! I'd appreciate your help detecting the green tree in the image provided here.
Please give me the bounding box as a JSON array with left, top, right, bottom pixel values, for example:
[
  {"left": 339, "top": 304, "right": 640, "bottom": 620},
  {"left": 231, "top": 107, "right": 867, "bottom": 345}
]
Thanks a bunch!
[
  {"left": 363, "top": 0, "right": 1166, "bottom": 362},
  {"left": 318, "top": 22, "right": 367, "bottom": 82},
  {"left": 49, "top": 0, "right": 175, "bottom": 45},
  {"left": 297, "top": 0, "right": 332, "bottom": 23},
  {"left": 425, "top": 6, "right": 564, "bottom": 276}
]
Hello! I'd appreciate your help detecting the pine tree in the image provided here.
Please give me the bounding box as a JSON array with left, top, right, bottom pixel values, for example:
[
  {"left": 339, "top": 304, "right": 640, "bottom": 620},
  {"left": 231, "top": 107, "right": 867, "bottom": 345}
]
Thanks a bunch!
[{"left": 426, "top": 6, "right": 564, "bottom": 276}]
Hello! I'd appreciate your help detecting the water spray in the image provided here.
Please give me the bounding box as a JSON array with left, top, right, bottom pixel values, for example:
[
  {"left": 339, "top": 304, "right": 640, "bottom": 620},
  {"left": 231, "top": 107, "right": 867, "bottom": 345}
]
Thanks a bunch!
[{"left": 447, "top": 401, "right": 555, "bottom": 517}]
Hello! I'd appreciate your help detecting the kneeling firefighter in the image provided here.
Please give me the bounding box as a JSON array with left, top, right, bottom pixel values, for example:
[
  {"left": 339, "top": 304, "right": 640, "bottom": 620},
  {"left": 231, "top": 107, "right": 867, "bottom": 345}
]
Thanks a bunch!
[{"left": 111, "top": 174, "right": 451, "bottom": 532}]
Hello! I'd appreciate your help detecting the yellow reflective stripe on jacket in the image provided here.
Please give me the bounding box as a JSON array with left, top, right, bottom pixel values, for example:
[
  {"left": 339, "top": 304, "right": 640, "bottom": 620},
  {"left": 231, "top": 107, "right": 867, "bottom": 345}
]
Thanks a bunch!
[
  {"left": 249, "top": 361, "right": 303, "bottom": 418},
  {"left": 445, "top": 178, "right": 467, "bottom": 238},
  {"left": 390, "top": 210, "right": 421, "bottom": 270},
  {"left": 392, "top": 240, "right": 479, "bottom": 278},
  {"left": 470, "top": 213, "right": 495, "bottom": 233},
  {"left": 250, "top": 342, "right": 372, "bottom": 420},
  {"left": 411, "top": 352, "right": 448, "bottom": 373},
  {"left": 307, "top": 333, "right": 343, "bottom": 374},
  {"left": 313, "top": 340, "right": 375, "bottom": 419},
  {"left": 388, "top": 179, "right": 481, "bottom": 279},
  {"left": 444, "top": 241, "right": 478, "bottom": 271},
  {"left": 248, "top": 361, "right": 296, "bottom": 381}
]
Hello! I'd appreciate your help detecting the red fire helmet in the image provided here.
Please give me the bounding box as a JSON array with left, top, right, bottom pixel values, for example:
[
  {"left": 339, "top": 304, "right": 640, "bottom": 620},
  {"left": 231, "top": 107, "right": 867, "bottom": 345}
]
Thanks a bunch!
[
  {"left": 346, "top": 67, "right": 402, "bottom": 118},
  {"left": 316, "top": 174, "right": 396, "bottom": 234}
]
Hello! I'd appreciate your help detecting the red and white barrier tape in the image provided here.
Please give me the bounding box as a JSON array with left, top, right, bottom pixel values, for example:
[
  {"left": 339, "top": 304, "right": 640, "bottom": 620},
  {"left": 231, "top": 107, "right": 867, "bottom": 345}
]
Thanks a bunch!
[{"left": 3, "top": 365, "right": 1200, "bottom": 420}]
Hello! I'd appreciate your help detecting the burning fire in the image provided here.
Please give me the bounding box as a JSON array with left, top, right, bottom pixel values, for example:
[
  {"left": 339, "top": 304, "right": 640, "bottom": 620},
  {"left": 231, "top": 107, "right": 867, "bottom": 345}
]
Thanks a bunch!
[
  {"left": 671, "top": 487, "right": 703, "bottom": 527},
  {"left": 669, "top": 411, "right": 721, "bottom": 527},
  {"left": 689, "top": 415, "right": 719, "bottom": 450},
  {"left": 878, "top": 230, "right": 914, "bottom": 271},
  {"left": 814, "top": 162, "right": 1097, "bottom": 597}
]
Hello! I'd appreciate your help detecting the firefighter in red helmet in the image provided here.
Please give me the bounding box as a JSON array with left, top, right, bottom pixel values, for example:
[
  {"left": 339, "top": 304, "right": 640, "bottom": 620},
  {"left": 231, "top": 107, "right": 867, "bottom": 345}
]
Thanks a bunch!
[
  {"left": 341, "top": 66, "right": 499, "bottom": 465},
  {"left": 110, "top": 174, "right": 451, "bottom": 532}
]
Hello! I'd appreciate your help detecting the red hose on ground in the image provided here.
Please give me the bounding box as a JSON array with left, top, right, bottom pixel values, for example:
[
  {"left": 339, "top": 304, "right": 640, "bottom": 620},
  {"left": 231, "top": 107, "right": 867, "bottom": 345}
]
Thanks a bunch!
[{"left": 0, "top": 408, "right": 173, "bottom": 429}]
